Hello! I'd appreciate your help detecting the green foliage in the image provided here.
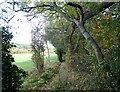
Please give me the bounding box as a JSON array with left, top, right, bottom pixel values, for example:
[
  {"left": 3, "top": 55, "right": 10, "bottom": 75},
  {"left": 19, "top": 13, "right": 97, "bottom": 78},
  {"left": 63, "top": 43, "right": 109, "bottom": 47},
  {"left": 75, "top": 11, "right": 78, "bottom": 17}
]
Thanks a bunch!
[
  {"left": 13, "top": 53, "right": 58, "bottom": 72},
  {"left": 21, "top": 68, "right": 55, "bottom": 90},
  {"left": 49, "top": 78, "right": 61, "bottom": 90},
  {"left": 85, "top": 3, "right": 120, "bottom": 90},
  {"left": 32, "top": 52, "right": 44, "bottom": 73},
  {"left": 1, "top": 27, "right": 27, "bottom": 91},
  {"left": 44, "top": 2, "right": 120, "bottom": 90},
  {"left": 31, "top": 25, "right": 45, "bottom": 73},
  {"left": 94, "top": 46, "right": 120, "bottom": 90},
  {"left": 45, "top": 16, "right": 72, "bottom": 62},
  {"left": 16, "top": 2, "right": 119, "bottom": 90}
]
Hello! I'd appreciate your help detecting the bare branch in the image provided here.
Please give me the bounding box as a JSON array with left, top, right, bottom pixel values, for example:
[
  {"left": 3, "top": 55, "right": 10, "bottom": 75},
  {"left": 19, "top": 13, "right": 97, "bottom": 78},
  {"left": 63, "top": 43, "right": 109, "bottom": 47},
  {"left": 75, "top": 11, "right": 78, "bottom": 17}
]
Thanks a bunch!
[
  {"left": 0, "top": 0, "right": 7, "bottom": 5},
  {"left": 27, "top": 15, "right": 36, "bottom": 21},
  {"left": 13, "top": 2, "right": 114, "bottom": 22},
  {"left": 1, "top": 18, "right": 8, "bottom": 23},
  {"left": 1, "top": 15, "right": 15, "bottom": 23},
  {"left": 15, "top": 4, "right": 53, "bottom": 12},
  {"left": 7, "top": 15, "right": 15, "bottom": 23}
]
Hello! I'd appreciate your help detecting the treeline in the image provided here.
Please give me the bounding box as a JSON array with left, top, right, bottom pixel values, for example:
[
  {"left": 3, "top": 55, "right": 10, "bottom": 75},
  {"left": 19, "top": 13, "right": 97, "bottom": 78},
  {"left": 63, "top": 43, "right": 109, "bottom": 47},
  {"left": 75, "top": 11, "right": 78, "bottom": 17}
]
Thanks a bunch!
[
  {"left": 10, "top": 43, "right": 55, "bottom": 54},
  {"left": 11, "top": 48, "right": 32, "bottom": 54},
  {"left": 10, "top": 43, "right": 32, "bottom": 54},
  {"left": 14, "top": 43, "right": 31, "bottom": 49}
]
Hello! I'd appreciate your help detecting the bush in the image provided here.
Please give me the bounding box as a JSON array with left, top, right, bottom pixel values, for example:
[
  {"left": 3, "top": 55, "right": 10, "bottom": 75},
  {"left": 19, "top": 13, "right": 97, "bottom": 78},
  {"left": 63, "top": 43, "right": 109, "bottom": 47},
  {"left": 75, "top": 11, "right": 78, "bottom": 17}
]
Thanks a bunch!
[
  {"left": 21, "top": 68, "right": 55, "bottom": 90},
  {"left": 1, "top": 27, "right": 27, "bottom": 91},
  {"left": 90, "top": 46, "right": 120, "bottom": 90}
]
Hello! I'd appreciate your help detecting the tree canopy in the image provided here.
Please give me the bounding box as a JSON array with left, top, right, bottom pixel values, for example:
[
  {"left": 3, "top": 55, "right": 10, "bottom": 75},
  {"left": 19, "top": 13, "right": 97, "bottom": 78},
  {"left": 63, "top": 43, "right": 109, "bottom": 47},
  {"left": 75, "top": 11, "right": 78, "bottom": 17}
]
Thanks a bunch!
[{"left": 1, "top": 1, "right": 120, "bottom": 91}]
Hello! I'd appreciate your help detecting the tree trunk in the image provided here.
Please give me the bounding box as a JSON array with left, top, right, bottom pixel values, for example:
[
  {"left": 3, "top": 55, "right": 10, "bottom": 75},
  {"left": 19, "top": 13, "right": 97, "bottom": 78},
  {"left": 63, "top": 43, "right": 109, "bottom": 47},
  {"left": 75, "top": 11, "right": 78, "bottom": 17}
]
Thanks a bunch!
[
  {"left": 74, "top": 20, "right": 104, "bottom": 62},
  {"left": 46, "top": 41, "right": 50, "bottom": 62},
  {"left": 57, "top": 49, "right": 65, "bottom": 63}
]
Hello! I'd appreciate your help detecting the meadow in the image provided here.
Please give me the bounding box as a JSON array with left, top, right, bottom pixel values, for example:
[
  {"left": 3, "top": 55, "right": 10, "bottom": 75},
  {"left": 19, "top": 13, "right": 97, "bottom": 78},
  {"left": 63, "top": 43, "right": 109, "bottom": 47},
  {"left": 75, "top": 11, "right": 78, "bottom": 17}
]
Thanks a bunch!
[{"left": 13, "top": 53, "right": 58, "bottom": 71}]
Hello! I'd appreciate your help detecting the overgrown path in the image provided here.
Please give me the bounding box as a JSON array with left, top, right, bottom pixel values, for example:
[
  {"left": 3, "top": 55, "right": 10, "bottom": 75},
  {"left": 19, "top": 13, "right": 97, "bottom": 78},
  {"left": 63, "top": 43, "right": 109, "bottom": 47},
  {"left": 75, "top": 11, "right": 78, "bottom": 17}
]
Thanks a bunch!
[{"left": 39, "top": 62, "right": 61, "bottom": 90}]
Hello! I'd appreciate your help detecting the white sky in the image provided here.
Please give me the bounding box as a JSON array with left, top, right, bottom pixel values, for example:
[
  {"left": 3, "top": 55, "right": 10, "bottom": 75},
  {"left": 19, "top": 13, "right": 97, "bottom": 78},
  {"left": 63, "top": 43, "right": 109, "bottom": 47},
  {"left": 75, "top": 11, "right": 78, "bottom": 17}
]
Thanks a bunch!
[
  {"left": 0, "top": 0, "right": 32, "bottom": 44},
  {"left": 9, "top": 12, "right": 54, "bottom": 49},
  {"left": 10, "top": 12, "right": 32, "bottom": 44}
]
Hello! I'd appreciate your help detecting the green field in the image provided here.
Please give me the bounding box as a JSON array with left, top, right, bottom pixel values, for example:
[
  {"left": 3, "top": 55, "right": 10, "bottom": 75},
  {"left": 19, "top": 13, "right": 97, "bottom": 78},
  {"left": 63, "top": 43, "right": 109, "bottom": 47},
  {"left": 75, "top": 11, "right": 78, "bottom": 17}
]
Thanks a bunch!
[{"left": 13, "top": 53, "right": 58, "bottom": 71}]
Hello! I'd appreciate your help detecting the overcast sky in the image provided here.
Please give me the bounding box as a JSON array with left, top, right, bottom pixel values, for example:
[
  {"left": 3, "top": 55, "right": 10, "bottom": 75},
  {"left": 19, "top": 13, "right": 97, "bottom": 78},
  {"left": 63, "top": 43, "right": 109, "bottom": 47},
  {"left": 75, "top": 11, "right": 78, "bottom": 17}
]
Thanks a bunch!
[
  {"left": 9, "top": 12, "right": 47, "bottom": 44},
  {"left": 0, "top": 0, "right": 32, "bottom": 44},
  {"left": 10, "top": 12, "right": 32, "bottom": 44}
]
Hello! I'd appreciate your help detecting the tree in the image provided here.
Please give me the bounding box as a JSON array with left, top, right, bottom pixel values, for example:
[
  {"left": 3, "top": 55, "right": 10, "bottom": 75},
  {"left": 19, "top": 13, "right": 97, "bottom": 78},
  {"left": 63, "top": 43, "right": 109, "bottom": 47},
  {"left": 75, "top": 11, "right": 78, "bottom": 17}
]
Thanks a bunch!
[
  {"left": 85, "top": 3, "right": 120, "bottom": 90},
  {"left": 44, "top": 15, "right": 69, "bottom": 62},
  {"left": 1, "top": 27, "right": 27, "bottom": 91},
  {"left": 45, "top": 41, "right": 50, "bottom": 62},
  {"left": 54, "top": 2, "right": 115, "bottom": 62},
  {"left": 0, "top": 2, "right": 27, "bottom": 91},
  {"left": 14, "top": 2, "right": 115, "bottom": 62},
  {"left": 31, "top": 24, "right": 45, "bottom": 74},
  {"left": 11, "top": 1, "right": 120, "bottom": 90}
]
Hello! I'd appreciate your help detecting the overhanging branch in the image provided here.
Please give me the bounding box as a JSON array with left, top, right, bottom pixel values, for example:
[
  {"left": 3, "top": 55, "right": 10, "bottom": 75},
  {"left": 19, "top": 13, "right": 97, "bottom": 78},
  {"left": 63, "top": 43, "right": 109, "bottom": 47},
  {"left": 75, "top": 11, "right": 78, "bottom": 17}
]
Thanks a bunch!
[
  {"left": 83, "top": 2, "right": 114, "bottom": 21},
  {"left": 53, "top": 2, "right": 73, "bottom": 22},
  {"left": 67, "top": 2, "right": 84, "bottom": 22},
  {"left": 15, "top": 4, "right": 53, "bottom": 12}
]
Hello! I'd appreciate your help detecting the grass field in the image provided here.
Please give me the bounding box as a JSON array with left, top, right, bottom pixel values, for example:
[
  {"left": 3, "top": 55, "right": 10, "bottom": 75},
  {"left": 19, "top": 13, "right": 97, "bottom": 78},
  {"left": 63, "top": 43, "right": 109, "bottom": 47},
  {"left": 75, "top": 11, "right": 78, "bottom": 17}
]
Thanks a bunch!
[{"left": 13, "top": 53, "right": 58, "bottom": 71}]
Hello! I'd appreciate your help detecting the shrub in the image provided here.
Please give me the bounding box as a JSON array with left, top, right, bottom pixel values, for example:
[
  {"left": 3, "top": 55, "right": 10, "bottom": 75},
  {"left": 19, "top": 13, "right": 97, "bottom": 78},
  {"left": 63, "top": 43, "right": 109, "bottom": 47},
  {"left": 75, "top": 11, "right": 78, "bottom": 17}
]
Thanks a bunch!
[{"left": 1, "top": 27, "right": 27, "bottom": 91}]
